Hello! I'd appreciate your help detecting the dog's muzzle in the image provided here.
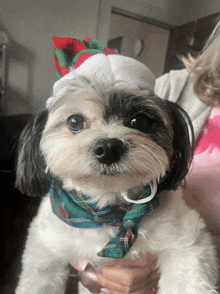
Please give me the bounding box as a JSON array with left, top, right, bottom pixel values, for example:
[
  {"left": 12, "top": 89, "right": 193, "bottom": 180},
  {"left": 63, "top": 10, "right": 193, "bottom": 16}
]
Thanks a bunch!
[{"left": 93, "top": 138, "right": 125, "bottom": 165}]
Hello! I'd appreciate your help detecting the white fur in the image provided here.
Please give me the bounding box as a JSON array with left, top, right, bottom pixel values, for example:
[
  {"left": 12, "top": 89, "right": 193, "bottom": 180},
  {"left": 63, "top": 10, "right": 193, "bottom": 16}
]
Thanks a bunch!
[{"left": 15, "top": 189, "right": 218, "bottom": 294}]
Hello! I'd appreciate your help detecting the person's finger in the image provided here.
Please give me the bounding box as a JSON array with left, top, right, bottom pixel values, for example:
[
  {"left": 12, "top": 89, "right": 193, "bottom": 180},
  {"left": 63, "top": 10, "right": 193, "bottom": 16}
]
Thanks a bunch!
[
  {"left": 78, "top": 271, "right": 102, "bottom": 293},
  {"left": 69, "top": 260, "right": 89, "bottom": 272},
  {"left": 111, "top": 254, "right": 158, "bottom": 267},
  {"left": 69, "top": 254, "right": 159, "bottom": 294},
  {"left": 69, "top": 261, "right": 102, "bottom": 293},
  {"left": 99, "top": 259, "right": 158, "bottom": 287},
  {"left": 99, "top": 275, "right": 159, "bottom": 294},
  {"left": 97, "top": 268, "right": 160, "bottom": 293}
]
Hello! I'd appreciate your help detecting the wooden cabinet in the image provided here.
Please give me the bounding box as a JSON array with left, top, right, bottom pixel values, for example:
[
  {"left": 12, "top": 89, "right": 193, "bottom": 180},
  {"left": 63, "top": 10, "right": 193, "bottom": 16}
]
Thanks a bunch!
[{"left": 164, "top": 12, "right": 220, "bottom": 73}]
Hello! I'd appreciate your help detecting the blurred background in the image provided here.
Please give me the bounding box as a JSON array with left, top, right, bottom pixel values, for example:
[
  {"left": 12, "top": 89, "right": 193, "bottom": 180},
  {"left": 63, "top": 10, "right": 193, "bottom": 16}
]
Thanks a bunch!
[
  {"left": 0, "top": 0, "right": 219, "bottom": 293},
  {"left": 1, "top": 0, "right": 220, "bottom": 115}
]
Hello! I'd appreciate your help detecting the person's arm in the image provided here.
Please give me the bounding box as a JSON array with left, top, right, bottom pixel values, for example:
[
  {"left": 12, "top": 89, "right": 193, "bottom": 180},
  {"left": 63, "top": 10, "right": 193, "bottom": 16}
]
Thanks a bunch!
[
  {"left": 70, "top": 254, "right": 159, "bottom": 294},
  {"left": 182, "top": 164, "right": 220, "bottom": 235}
]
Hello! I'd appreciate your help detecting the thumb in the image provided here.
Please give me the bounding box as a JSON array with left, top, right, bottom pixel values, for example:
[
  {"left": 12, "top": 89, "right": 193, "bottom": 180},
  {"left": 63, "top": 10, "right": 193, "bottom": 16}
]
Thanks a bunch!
[{"left": 69, "top": 260, "right": 89, "bottom": 272}]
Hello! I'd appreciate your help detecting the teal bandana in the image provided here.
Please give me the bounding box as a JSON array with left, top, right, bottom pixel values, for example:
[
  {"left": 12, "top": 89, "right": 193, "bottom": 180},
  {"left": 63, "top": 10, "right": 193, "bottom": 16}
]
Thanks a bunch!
[{"left": 50, "top": 178, "right": 160, "bottom": 258}]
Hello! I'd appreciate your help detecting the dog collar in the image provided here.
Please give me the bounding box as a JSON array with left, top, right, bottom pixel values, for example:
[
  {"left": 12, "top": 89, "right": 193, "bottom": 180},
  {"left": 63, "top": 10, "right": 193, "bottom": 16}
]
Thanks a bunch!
[{"left": 50, "top": 178, "right": 160, "bottom": 258}]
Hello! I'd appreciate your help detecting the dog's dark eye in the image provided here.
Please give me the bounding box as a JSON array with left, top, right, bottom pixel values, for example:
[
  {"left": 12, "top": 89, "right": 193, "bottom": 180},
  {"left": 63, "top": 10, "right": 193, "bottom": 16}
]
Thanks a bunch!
[
  {"left": 129, "top": 114, "right": 149, "bottom": 131},
  {"left": 67, "top": 115, "right": 86, "bottom": 133}
]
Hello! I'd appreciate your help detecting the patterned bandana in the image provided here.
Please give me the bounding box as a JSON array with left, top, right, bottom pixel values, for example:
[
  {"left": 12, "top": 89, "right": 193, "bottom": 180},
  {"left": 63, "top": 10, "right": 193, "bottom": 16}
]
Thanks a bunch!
[
  {"left": 50, "top": 178, "right": 160, "bottom": 258},
  {"left": 52, "top": 36, "right": 119, "bottom": 80}
]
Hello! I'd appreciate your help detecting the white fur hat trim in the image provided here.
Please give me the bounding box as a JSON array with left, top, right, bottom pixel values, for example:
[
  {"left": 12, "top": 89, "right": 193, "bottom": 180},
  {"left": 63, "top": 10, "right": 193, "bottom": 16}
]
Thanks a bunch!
[{"left": 46, "top": 54, "right": 155, "bottom": 109}]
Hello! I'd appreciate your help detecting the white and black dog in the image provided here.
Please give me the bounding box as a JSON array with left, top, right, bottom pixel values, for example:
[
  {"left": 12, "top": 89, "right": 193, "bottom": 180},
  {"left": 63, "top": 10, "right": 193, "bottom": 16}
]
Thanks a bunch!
[{"left": 15, "top": 53, "right": 218, "bottom": 294}]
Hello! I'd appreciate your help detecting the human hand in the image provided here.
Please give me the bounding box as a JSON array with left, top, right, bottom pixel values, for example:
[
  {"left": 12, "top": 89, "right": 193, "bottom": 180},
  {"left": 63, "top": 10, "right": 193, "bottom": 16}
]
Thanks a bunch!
[{"left": 70, "top": 254, "right": 159, "bottom": 294}]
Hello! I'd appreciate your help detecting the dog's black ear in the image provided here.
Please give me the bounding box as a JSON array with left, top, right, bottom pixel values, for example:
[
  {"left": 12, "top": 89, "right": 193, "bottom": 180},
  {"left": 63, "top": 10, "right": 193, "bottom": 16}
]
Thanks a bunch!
[
  {"left": 16, "top": 110, "right": 52, "bottom": 197},
  {"left": 158, "top": 101, "right": 194, "bottom": 192}
]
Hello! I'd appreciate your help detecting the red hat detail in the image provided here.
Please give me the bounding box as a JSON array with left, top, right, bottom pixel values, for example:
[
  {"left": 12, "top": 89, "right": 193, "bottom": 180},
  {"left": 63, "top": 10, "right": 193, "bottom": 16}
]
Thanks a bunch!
[{"left": 52, "top": 36, "right": 119, "bottom": 80}]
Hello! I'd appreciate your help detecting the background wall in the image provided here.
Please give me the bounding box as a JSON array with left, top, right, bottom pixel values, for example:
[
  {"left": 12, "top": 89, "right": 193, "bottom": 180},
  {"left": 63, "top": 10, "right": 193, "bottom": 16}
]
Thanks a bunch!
[
  {"left": 117, "top": 0, "right": 220, "bottom": 25},
  {"left": 0, "top": 0, "right": 220, "bottom": 115},
  {"left": 0, "top": 0, "right": 100, "bottom": 115},
  {"left": 109, "top": 13, "right": 169, "bottom": 77},
  {"left": 112, "top": 0, "right": 192, "bottom": 26},
  {"left": 188, "top": 0, "right": 220, "bottom": 22}
]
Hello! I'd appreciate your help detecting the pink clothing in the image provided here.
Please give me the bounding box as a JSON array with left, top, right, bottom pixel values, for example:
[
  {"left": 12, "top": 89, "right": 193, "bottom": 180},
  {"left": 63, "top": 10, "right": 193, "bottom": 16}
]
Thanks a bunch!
[
  {"left": 184, "top": 107, "right": 220, "bottom": 236},
  {"left": 194, "top": 107, "right": 220, "bottom": 168}
]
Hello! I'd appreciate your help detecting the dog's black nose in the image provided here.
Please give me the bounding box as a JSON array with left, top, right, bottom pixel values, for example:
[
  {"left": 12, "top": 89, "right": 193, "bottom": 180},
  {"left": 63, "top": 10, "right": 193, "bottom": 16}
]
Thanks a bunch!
[{"left": 94, "top": 138, "right": 125, "bottom": 165}]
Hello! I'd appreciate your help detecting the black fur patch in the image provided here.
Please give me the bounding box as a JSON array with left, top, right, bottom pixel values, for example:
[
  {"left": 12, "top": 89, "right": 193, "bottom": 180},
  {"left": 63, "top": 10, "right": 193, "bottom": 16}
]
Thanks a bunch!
[
  {"left": 103, "top": 91, "right": 173, "bottom": 157},
  {"left": 158, "top": 101, "right": 194, "bottom": 192},
  {"left": 16, "top": 110, "right": 52, "bottom": 197},
  {"left": 104, "top": 91, "right": 194, "bottom": 193}
]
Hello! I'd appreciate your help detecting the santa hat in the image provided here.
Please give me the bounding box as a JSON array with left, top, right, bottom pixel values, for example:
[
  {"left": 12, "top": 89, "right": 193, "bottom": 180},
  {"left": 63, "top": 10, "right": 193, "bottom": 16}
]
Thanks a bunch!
[{"left": 47, "top": 36, "right": 155, "bottom": 108}]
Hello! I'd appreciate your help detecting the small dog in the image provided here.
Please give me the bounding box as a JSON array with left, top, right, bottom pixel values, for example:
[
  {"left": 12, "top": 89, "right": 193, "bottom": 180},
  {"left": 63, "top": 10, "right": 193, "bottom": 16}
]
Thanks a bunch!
[{"left": 15, "top": 52, "right": 218, "bottom": 294}]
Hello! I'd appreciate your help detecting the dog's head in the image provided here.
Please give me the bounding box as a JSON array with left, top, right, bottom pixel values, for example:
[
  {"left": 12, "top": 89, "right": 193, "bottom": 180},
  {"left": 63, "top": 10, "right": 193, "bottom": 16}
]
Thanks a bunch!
[{"left": 16, "top": 54, "right": 194, "bottom": 206}]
